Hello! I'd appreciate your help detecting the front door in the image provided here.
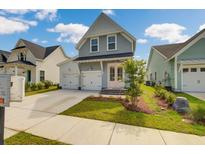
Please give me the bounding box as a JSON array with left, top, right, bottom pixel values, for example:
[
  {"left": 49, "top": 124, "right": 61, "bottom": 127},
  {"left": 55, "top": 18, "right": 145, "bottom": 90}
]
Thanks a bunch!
[{"left": 107, "top": 63, "right": 124, "bottom": 89}]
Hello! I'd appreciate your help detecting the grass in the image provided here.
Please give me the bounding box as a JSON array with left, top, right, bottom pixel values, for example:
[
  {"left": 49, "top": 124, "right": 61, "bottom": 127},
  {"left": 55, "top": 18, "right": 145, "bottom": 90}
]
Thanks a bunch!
[
  {"left": 25, "top": 86, "right": 59, "bottom": 96},
  {"left": 5, "top": 132, "right": 66, "bottom": 145},
  {"left": 61, "top": 85, "right": 205, "bottom": 136}
]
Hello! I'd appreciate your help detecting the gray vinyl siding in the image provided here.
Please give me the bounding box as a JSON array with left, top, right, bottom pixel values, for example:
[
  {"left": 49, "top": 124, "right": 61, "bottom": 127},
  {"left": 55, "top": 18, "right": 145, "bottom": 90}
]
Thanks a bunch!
[
  {"left": 79, "top": 33, "right": 132, "bottom": 57},
  {"left": 79, "top": 62, "right": 101, "bottom": 71}
]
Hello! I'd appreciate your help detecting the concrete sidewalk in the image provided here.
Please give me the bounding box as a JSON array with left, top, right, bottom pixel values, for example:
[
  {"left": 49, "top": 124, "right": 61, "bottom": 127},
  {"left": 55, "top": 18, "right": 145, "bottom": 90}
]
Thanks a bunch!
[{"left": 10, "top": 115, "right": 205, "bottom": 145}]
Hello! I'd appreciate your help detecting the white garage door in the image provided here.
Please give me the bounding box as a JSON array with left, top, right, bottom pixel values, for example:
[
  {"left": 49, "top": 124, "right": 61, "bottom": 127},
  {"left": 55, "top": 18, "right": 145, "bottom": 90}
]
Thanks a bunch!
[
  {"left": 62, "top": 74, "right": 79, "bottom": 90},
  {"left": 182, "top": 67, "right": 205, "bottom": 92},
  {"left": 81, "top": 71, "right": 102, "bottom": 90}
]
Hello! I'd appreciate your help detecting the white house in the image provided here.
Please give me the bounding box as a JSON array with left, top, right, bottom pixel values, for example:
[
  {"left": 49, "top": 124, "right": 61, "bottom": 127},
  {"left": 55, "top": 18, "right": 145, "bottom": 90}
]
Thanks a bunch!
[{"left": 0, "top": 39, "right": 69, "bottom": 83}]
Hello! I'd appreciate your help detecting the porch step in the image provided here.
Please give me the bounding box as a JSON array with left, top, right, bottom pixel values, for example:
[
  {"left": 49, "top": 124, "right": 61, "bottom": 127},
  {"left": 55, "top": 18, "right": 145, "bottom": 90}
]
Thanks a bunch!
[{"left": 100, "top": 89, "right": 126, "bottom": 95}]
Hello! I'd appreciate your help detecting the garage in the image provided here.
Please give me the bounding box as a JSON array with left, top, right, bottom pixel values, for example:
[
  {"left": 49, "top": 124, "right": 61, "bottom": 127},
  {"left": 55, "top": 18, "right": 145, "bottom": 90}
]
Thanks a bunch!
[
  {"left": 58, "top": 60, "right": 80, "bottom": 90},
  {"left": 81, "top": 71, "right": 102, "bottom": 90},
  {"left": 182, "top": 66, "right": 205, "bottom": 92},
  {"left": 61, "top": 73, "right": 79, "bottom": 89}
]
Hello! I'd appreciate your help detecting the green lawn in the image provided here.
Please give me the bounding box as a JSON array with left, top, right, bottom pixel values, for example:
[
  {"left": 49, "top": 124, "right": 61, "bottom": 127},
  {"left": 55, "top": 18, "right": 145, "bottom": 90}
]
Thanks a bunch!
[
  {"left": 61, "top": 85, "right": 205, "bottom": 136},
  {"left": 25, "top": 86, "right": 59, "bottom": 96},
  {"left": 5, "top": 132, "right": 66, "bottom": 145}
]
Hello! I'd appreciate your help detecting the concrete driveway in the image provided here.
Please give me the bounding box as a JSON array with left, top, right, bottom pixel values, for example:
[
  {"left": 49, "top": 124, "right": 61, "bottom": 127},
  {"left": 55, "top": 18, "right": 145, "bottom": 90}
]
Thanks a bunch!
[
  {"left": 5, "top": 90, "right": 98, "bottom": 133},
  {"left": 187, "top": 92, "right": 205, "bottom": 101}
]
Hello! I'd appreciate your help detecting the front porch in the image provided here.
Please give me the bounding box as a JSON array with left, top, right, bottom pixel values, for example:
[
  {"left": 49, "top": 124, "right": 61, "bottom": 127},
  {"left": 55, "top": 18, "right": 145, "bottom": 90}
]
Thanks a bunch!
[{"left": 1, "top": 61, "right": 36, "bottom": 83}]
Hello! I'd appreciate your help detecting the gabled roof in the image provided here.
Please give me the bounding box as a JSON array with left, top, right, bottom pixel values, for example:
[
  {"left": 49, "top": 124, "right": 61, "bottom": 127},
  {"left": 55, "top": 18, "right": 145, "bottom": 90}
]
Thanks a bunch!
[
  {"left": 13, "top": 39, "right": 60, "bottom": 60},
  {"left": 0, "top": 50, "right": 11, "bottom": 63},
  {"left": 152, "top": 29, "right": 205, "bottom": 59},
  {"left": 76, "top": 13, "right": 136, "bottom": 50}
]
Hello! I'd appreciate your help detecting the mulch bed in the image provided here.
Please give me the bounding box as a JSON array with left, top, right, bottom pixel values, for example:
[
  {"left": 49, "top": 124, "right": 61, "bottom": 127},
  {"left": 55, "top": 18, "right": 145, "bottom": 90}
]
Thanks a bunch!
[
  {"left": 121, "top": 97, "right": 154, "bottom": 114},
  {"left": 154, "top": 96, "right": 169, "bottom": 110},
  {"left": 85, "top": 96, "right": 124, "bottom": 102}
]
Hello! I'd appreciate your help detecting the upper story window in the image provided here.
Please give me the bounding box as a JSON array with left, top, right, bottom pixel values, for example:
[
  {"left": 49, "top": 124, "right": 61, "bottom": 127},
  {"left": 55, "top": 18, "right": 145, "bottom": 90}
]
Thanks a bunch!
[
  {"left": 107, "top": 34, "right": 117, "bottom": 51},
  {"left": 90, "top": 37, "right": 99, "bottom": 53},
  {"left": 18, "top": 52, "right": 26, "bottom": 61}
]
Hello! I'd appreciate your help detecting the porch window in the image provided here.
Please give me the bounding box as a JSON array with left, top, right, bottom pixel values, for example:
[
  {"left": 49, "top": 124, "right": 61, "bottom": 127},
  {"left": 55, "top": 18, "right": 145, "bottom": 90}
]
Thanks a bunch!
[
  {"left": 40, "top": 70, "right": 45, "bottom": 81},
  {"left": 110, "top": 67, "right": 115, "bottom": 81},
  {"left": 117, "top": 67, "right": 123, "bottom": 81},
  {"left": 90, "top": 38, "right": 99, "bottom": 52},
  {"left": 107, "top": 35, "right": 117, "bottom": 51}
]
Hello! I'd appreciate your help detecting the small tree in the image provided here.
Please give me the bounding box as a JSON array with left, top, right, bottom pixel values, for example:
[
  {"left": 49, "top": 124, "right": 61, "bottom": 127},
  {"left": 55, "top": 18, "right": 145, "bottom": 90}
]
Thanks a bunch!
[{"left": 123, "top": 58, "right": 146, "bottom": 105}]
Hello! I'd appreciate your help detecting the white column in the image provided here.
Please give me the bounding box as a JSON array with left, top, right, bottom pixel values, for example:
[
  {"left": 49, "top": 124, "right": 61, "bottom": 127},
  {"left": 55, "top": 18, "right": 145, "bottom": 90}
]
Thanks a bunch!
[
  {"left": 14, "top": 66, "right": 18, "bottom": 76},
  {"left": 174, "top": 57, "right": 177, "bottom": 90},
  {"left": 100, "top": 61, "right": 103, "bottom": 74}
]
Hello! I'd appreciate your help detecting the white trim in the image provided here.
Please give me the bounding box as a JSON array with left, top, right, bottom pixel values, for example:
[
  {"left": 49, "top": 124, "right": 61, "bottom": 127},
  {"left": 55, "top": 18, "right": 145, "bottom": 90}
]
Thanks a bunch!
[
  {"left": 179, "top": 59, "right": 205, "bottom": 65},
  {"left": 90, "top": 37, "right": 99, "bottom": 53},
  {"left": 107, "top": 34, "right": 117, "bottom": 51}
]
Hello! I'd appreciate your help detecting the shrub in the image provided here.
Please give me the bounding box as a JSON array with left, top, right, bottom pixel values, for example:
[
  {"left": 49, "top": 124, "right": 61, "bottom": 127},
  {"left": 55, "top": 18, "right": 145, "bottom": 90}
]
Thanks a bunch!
[
  {"left": 36, "top": 82, "right": 44, "bottom": 90},
  {"left": 166, "top": 93, "right": 176, "bottom": 105},
  {"left": 192, "top": 107, "right": 205, "bottom": 122},
  {"left": 43, "top": 80, "right": 53, "bottom": 89},
  {"left": 25, "top": 82, "right": 31, "bottom": 92},
  {"left": 155, "top": 87, "right": 176, "bottom": 105},
  {"left": 30, "top": 83, "right": 38, "bottom": 91}
]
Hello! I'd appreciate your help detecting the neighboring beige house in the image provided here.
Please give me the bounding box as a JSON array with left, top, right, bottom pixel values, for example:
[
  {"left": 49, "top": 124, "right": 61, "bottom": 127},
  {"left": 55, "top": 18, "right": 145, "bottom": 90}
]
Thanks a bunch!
[{"left": 0, "top": 39, "right": 69, "bottom": 83}]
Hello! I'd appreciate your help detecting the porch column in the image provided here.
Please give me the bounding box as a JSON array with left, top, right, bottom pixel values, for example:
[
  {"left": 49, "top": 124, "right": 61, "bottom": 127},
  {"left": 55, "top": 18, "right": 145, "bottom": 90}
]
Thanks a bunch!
[
  {"left": 100, "top": 61, "right": 103, "bottom": 74},
  {"left": 14, "top": 66, "right": 18, "bottom": 76},
  {"left": 174, "top": 56, "right": 178, "bottom": 90}
]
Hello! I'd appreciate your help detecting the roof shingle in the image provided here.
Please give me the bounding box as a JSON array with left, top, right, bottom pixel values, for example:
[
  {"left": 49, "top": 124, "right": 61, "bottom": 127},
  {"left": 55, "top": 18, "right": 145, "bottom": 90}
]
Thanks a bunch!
[{"left": 152, "top": 29, "right": 205, "bottom": 59}]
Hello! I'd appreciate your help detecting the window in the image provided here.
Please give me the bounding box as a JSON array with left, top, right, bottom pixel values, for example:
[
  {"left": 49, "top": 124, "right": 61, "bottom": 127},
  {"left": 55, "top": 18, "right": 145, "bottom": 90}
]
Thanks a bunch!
[
  {"left": 183, "top": 68, "right": 189, "bottom": 73},
  {"left": 110, "top": 67, "right": 115, "bottom": 81},
  {"left": 117, "top": 67, "right": 123, "bottom": 81},
  {"left": 150, "top": 73, "right": 153, "bottom": 80},
  {"left": 107, "top": 35, "right": 117, "bottom": 51},
  {"left": 191, "top": 68, "right": 197, "bottom": 72},
  {"left": 154, "top": 72, "right": 157, "bottom": 81},
  {"left": 19, "top": 52, "right": 26, "bottom": 61},
  {"left": 40, "top": 70, "right": 45, "bottom": 81},
  {"left": 90, "top": 38, "right": 99, "bottom": 52},
  {"left": 200, "top": 68, "right": 205, "bottom": 72},
  {"left": 27, "top": 70, "right": 31, "bottom": 82}
]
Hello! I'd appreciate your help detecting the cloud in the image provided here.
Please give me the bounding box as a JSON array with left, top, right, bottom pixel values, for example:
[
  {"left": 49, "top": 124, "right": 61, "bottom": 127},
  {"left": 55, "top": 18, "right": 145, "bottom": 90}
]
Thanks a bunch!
[
  {"left": 32, "top": 38, "right": 48, "bottom": 44},
  {"left": 0, "top": 16, "right": 30, "bottom": 34},
  {"left": 137, "top": 38, "right": 148, "bottom": 44},
  {"left": 11, "top": 17, "right": 38, "bottom": 26},
  {"left": 35, "top": 10, "right": 57, "bottom": 21},
  {"left": 102, "top": 9, "right": 115, "bottom": 16},
  {"left": 1, "top": 9, "right": 32, "bottom": 15},
  {"left": 145, "top": 23, "right": 189, "bottom": 43},
  {"left": 47, "top": 23, "right": 89, "bottom": 44},
  {"left": 199, "top": 24, "right": 205, "bottom": 31}
]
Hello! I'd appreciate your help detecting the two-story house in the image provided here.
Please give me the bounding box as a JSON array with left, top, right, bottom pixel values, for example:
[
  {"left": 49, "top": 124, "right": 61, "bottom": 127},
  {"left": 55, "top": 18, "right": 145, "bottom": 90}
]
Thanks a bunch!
[
  {"left": 0, "top": 39, "right": 69, "bottom": 83},
  {"left": 58, "top": 13, "right": 136, "bottom": 90}
]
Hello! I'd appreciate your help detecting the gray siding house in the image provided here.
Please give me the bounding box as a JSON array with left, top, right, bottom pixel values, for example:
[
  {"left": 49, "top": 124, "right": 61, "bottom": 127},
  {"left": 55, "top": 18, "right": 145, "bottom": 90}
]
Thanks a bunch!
[{"left": 58, "top": 13, "right": 136, "bottom": 90}]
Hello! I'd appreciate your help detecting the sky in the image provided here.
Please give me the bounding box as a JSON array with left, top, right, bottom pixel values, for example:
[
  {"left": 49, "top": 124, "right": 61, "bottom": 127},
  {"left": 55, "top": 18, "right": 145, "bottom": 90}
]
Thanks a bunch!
[{"left": 1, "top": 9, "right": 205, "bottom": 60}]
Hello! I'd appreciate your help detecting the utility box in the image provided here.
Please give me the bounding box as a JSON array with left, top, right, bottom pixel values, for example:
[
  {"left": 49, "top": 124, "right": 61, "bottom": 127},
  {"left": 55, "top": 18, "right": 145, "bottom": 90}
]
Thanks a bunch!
[{"left": 10, "top": 76, "right": 25, "bottom": 102}]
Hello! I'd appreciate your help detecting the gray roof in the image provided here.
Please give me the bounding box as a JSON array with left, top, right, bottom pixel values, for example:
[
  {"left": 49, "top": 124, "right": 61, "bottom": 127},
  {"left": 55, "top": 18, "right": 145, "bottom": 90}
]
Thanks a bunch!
[
  {"left": 0, "top": 50, "right": 11, "bottom": 63},
  {"left": 12, "top": 39, "right": 60, "bottom": 60},
  {"left": 74, "top": 52, "right": 133, "bottom": 61},
  {"left": 152, "top": 29, "right": 205, "bottom": 59}
]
